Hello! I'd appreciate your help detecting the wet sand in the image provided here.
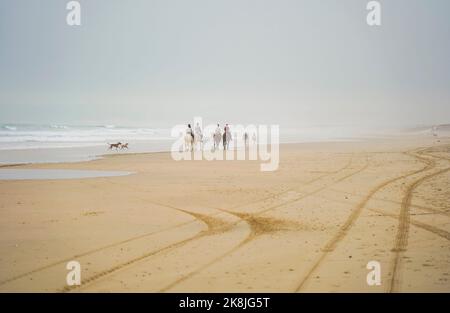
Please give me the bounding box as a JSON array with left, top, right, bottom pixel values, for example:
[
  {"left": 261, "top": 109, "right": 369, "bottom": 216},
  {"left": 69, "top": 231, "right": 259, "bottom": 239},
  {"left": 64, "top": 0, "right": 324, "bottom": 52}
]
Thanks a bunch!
[
  {"left": 0, "top": 136, "right": 449, "bottom": 292},
  {"left": 0, "top": 169, "right": 133, "bottom": 180}
]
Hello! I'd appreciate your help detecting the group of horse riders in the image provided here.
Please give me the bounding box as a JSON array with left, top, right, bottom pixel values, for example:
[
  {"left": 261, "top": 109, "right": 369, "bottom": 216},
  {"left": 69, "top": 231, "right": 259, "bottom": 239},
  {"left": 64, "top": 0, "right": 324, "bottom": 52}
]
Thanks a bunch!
[{"left": 186, "top": 123, "right": 233, "bottom": 150}]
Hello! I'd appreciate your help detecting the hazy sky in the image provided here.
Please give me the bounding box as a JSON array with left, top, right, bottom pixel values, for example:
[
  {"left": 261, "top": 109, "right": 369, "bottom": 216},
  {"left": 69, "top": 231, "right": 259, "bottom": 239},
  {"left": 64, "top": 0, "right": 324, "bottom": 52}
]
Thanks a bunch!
[{"left": 1, "top": 0, "right": 449, "bottom": 127}]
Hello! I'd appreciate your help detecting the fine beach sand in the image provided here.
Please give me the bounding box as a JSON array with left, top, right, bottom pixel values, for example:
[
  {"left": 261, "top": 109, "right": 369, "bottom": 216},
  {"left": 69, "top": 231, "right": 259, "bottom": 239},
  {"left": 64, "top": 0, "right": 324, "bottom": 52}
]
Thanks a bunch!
[{"left": 0, "top": 136, "right": 449, "bottom": 292}]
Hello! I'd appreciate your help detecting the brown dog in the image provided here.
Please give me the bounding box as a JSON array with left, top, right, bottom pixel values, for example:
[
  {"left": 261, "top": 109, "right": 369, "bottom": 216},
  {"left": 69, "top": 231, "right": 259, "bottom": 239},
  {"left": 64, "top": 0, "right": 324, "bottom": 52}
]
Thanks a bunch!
[{"left": 108, "top": 142, "right": 122, "bottom": 150}]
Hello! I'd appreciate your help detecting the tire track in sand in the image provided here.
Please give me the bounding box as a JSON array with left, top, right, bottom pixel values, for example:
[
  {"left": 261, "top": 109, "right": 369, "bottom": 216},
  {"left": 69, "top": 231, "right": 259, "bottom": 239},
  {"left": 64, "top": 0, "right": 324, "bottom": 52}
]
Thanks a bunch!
[
  {"left": 4, "top": 155, "right": 354, "bottom": 290},
  {"left": 304, "top": 194, "right": 450, "bottom": 241},
  {"left": 387, "top": 165, "right": 450, "bottom": 293},
  {"left": 160, "top": 156, "right": 369, "bottom": 291},
  {"left": 74, "top": 155, "right": 359, "bottom": 292},
  {"left": 0, "top": 218, "right": 196, "bottom": 287},
  {"left": 327, "top": 188, "right": 450, "bottom": 218},
  {"left": 369, "top": 208, "right": 450, "bottom": 241},
  {"left": 0, "top": 198, "right": 232, "bottom": 289},
  {"left": 0, "top": 198, "right": 211, "bottom": 287},
  {"left": 294, "top": 148, "right": 435, "bottom": 292},
  {"left": 63, "top": 208, "right": 238, "bottom": 292},
  {"left": 97, "top": 155, "right": 360, "bottom": 292},
  {"left": 223, "top": 154, "right": 355, "bottom": 211},
  {"left": 159, "top": 211, "right": 303, "bottom": 291}
]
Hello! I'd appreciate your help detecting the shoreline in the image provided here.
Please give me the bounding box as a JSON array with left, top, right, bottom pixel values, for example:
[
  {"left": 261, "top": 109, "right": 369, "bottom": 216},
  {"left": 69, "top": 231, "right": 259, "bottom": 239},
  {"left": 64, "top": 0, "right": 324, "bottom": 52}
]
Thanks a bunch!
[
  {"left": 2, "top": 123, "right": 448, "bottom": 166},
  {"left": 0, "top": 139, "right": 382, "bottom": 170},
  {"left": 0, "top": 140, "right": 341, "bottom": 167},
  {"left": 0, "top": 135, "right": 419, "bottom": 168}
]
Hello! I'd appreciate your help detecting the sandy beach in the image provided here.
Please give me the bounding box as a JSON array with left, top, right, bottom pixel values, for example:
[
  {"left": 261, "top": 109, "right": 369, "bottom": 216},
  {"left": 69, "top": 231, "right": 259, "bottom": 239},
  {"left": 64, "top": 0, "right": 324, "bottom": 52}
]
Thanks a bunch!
[{"left": 0, "top": 135, "right": 449, "bottom": 292}]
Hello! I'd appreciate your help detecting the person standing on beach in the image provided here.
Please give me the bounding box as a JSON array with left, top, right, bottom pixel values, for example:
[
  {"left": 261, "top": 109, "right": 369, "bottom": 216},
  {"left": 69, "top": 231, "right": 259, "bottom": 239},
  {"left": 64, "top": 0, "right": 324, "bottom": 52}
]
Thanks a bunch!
[
  {"left": 222, "top": 125, "right": 232, "bottom": 150},
  {"left": 187, "top": 124, "right": 194, "bottom": 141},
  {"left": 223, "top": 127, "right": 227, "bottom": 150}
]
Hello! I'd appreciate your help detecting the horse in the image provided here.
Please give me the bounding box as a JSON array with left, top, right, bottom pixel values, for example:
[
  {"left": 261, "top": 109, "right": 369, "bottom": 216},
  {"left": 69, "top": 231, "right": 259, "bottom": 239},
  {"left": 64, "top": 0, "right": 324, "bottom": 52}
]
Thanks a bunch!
[
  {"left": 184, "top": 131, "right": 194, "bottom": 151},
  {"left": 213, "top": 130, "right": 222, "bottom": 150},
  {"left": 194, "top": 132, "right": 203, "bottom": 151},
  {"left": 223, "top": 130, "right": 232, "bottom": 150}
]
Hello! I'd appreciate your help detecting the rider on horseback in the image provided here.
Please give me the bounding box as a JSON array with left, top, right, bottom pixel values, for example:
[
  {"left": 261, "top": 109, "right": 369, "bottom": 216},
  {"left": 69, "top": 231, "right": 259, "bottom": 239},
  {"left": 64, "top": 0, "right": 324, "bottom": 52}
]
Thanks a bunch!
[
  {"left": 195, "top": 122, "right": 203, "bottom": 141},
  {"left": 187, "top": 124, "right": 194, "bottom": 141}
]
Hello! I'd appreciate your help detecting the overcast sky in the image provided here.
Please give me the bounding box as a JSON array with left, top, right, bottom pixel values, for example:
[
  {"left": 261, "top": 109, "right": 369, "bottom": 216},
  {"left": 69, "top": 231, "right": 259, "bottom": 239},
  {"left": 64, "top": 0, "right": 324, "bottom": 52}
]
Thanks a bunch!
[{"left": 0, "top": 0, "right": 449, "bottom": 128}]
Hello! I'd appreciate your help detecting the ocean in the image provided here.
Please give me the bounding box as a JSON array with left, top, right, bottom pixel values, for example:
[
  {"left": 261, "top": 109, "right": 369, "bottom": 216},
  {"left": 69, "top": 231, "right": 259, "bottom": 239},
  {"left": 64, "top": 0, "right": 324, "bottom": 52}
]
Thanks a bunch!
[
  {"left": 0, "top": 124, "right": 174, "bottom": 164},
  {"left": 0, "top": 124, "right": 172, "bottom": 150}
]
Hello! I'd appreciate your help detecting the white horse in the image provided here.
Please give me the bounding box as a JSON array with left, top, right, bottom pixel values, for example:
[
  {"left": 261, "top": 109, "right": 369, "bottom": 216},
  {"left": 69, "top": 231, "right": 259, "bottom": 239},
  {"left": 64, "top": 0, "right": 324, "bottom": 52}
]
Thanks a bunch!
[
  {"left": 252, "top": 133, "right": 257, "bottom": 145},
  {"left": 213, "top": 130, "right": 222, "bottom": 150},
  {"left": 184, "top": 131, "right": 194, "bottom": 151},
  {"left": 194, "top": 133, "right": 203, "bottom": 151}
]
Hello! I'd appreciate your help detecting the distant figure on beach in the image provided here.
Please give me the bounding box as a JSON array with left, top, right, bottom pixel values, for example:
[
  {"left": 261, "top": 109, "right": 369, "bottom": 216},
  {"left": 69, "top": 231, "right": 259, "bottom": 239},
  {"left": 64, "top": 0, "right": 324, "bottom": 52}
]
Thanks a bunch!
[
  {"left": 243, "top": 132, "right": 249, "bottom": 146},
  {"left": 194, "top": 122, "right": 203, "bottom": 150},
  {"left": 195, "top": 123, "right": 202, "bottom": 139},
  {"left": 223, "top": 127, "right": 227, "bottom": 150},
  {"left": 223, "top": 125, "right": 232, "bottom": 150},
  {"left": 184, "top": 124, "right": 194, "bottom": 151},
  {"left": 213, "top": 124, "right": 222, "bottom": 150},
  {"left": 432, "top": 125, "right": 438, "bottom": 137},
  {"left": 252, "top": 132, "right": 257, "bottom": 145}
]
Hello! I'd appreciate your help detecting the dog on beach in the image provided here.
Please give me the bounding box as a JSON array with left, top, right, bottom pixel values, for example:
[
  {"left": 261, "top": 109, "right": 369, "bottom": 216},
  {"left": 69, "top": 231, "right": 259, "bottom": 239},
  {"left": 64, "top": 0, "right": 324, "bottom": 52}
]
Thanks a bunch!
[{"left": 108, "top": 142, "right": 122, "bottom": 150}]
